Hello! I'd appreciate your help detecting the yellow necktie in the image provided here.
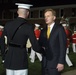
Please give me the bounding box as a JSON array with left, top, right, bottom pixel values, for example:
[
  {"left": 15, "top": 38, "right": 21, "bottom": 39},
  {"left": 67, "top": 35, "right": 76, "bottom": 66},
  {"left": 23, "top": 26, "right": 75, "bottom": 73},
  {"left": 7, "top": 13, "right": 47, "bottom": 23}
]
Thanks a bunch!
[{"left": 47, "top": 27, "right": 51, "bottom": 38}]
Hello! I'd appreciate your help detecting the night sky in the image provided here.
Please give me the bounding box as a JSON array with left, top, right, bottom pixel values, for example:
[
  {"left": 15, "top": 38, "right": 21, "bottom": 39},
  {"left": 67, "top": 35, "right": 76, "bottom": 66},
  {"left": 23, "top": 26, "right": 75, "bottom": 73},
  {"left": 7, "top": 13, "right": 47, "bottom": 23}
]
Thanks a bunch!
[
  {"left": 29, "top": 0, "right": 76, "bottom": 7},
  {"left": 0, "top": 0, "right": 76, "bottom": 9}
]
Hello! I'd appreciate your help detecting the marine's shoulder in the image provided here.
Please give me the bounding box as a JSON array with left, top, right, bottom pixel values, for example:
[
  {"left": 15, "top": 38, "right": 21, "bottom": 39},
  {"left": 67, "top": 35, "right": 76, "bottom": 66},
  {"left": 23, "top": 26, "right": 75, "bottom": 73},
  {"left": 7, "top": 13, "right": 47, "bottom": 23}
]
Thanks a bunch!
[
  {"left": 25, "top": 23, "right": 34, "bottom": 28},
  {"left": 6, "top": 18, "right": 19, "bottom": 24},
  {"left": 21, "top": 23, "right": 34, "bottom": 31}
]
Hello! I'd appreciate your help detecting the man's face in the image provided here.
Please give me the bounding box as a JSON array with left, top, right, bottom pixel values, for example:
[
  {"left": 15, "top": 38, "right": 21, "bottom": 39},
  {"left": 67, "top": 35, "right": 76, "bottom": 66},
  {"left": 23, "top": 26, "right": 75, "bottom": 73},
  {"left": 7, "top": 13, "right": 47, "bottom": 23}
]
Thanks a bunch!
[{"left": 44, "top": 11, "right": 56, "bottom": 25}]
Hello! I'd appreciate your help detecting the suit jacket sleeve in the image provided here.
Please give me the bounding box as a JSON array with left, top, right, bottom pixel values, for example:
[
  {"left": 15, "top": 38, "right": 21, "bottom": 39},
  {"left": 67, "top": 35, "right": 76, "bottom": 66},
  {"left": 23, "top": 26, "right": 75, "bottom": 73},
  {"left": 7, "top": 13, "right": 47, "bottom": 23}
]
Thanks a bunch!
[
  {"left": 58, "top": 26, "right": 67, "bottom": 64},
  {"left": 38, "top": 29, "right": 46, "bottom": 55}
]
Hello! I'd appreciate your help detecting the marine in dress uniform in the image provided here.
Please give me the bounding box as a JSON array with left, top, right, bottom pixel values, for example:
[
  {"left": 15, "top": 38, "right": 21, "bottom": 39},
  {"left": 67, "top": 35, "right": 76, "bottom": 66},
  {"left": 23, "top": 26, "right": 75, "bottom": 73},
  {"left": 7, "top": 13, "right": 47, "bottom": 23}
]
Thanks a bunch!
[
  {"left": 60, "top": 16, "right": 72, "bottom": 54},
  {"left": 63, "top": 24, "right": 71, "bottom": 54},
  {"left": 0, "top": 25, "right": 4, "bottom": 56},
  {"left": 0, "top": 25, "right": 4, "bottom": 37},
  {"left": 1, "top": 3, "right": 40, "bottom": 75},
  {"left": 62, "top": 24, "right": 73, "bottom": 67},
  {"left": 72, "top": 30, "right": 76, "bottom": 53},
  {"left": 29, "top": 23, "right": 42, "bottom": 63}
]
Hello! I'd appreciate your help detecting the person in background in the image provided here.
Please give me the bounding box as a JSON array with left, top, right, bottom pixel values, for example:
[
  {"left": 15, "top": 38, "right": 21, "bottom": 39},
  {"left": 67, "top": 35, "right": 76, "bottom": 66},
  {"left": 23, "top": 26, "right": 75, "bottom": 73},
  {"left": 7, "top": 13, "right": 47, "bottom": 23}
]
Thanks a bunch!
[
  {"left": 0, "top": 25, "right": 4, "bottom": 37},
  {"left": 62, "top": 23, "right": 70, "bottom": 54},
  {"left": 1, "top": 3, "right": 41, "bottom": 75},
  {"left": 60, "top": 16, "right": 72, "bottom": 54},
  {"left": 29, "top": 23, "right": 42, "bottom": 63},
  {"left": 39, "top": 8, "right": 67, "bottom": 75},
  {"left": 71, "top": 26, "right": 76, "bottom": 53},
  {"left": 0, "top": 25, "right": 4, "bottom": 55},
  {"left": 62, "top": 23, "right": 73, "bottom": 67}
]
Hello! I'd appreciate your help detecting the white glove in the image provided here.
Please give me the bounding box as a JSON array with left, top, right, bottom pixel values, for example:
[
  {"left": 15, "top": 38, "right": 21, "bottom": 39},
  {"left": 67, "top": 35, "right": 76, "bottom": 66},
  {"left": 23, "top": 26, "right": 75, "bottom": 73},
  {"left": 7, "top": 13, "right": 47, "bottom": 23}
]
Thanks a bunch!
[{"left": 2, "top": 60, "right": 5, "bottom": 64}]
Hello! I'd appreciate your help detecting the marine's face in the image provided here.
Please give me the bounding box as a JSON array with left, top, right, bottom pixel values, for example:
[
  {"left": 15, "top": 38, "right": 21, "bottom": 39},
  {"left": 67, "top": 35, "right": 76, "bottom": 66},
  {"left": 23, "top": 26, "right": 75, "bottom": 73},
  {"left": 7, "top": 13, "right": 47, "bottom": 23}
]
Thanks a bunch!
[{"left": 44, "top": 11, "right": 56, "bottom": 25}]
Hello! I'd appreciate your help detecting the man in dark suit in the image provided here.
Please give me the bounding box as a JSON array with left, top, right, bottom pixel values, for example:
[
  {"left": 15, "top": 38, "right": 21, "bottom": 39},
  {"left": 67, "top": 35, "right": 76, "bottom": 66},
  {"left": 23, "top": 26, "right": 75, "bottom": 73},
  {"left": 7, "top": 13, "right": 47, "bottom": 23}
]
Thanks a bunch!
[
  {"left": 1, "top": 3, "right": 40, "bottom": 75},
  {"left": 39, "top": 9, "right": 67, "bottom": 75}
]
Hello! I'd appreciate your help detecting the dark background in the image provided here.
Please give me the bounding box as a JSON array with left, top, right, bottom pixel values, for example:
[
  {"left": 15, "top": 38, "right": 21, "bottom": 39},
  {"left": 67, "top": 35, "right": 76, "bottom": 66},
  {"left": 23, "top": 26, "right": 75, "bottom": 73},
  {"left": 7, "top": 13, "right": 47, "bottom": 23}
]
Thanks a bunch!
[{"left": 0, "top": 0, "right": 76, "bottom": 9}]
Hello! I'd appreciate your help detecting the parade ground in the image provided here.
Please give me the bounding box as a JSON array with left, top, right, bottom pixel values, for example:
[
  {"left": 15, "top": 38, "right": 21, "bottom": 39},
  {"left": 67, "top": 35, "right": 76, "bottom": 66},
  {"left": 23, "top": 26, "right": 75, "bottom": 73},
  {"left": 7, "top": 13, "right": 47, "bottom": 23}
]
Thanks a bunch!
[{"left": 0, "top": 51, "right": 76, "bottom": 75}]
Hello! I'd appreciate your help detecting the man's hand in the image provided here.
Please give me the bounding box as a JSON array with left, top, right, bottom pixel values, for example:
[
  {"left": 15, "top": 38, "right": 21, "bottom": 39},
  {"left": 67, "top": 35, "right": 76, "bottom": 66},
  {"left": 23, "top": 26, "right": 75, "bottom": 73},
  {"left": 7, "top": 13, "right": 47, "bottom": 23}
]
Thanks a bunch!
[{"left": 56, "top": 64, "right": 64, "bottom": 72}]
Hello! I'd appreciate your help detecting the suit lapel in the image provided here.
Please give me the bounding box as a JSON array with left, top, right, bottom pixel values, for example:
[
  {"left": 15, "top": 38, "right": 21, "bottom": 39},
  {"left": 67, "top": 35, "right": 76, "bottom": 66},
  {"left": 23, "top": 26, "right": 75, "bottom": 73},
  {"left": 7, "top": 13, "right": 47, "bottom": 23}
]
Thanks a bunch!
[{"left": 45, "top": 26, "right": 47, "bottom": 38}]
